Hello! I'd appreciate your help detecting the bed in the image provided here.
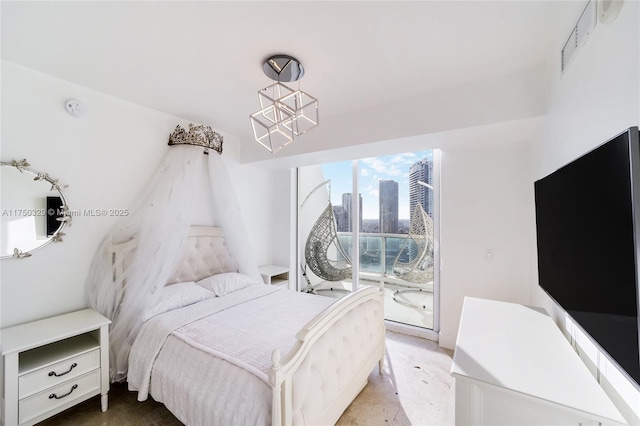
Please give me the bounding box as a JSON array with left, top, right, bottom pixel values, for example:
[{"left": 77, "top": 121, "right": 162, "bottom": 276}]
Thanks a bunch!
[{"left": 110, "top": 226, "right": 386, "bottom": 425}]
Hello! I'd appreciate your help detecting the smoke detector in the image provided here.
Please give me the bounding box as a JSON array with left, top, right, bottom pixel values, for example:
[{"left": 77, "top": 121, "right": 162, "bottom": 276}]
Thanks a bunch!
[
  {"left": 65, "top": 99, "right": 86, "bottom": 117},
  {"left": 598, "top": 0, "right": 624, "bottom": 24}
]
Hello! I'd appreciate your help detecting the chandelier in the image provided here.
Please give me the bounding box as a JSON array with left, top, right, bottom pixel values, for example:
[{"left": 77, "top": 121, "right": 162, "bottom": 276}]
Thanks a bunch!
[{"left": 250, "top": 55, "right": 319, "bottom": 153}]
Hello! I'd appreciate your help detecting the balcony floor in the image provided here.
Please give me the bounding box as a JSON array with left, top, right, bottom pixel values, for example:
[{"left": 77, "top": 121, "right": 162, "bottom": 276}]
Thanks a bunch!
[{"left": 309, "top": 279, "right": 434, "bottom": 330}]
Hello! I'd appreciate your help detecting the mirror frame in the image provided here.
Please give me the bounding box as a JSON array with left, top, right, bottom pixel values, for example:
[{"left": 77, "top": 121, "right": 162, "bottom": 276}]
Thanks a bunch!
[{"left": 0, "top": 159, "right": 71, "bottom": 259}]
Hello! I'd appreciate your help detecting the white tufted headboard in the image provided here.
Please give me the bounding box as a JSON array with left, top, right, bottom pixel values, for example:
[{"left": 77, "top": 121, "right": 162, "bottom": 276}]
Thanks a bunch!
[
  {"left": 110, "top": 226, "right": 236, "bottom": 287},
  {"left": 165, "top": 226, "right": 236, "bottom": 284}
]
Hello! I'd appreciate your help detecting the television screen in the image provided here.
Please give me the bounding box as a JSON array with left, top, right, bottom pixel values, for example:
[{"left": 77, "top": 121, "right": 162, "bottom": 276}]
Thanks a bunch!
[
  {"left": 535, "top": 127, "right": 640, "bottom": 387},
  {"left": 46, "top": 196, "right": 63, "bottom": 236}
]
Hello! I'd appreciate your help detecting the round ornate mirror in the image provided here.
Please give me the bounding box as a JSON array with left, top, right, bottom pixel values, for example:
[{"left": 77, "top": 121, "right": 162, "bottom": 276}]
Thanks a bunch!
[{"left": 0, "top": 159, "right": 71, "bottom": 259}]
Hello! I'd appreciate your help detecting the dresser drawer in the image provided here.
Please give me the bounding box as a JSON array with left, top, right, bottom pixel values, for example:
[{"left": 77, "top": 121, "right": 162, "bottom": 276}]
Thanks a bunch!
[
  {"left": 19, "top": 369, "right": 100, "bottom": 424},
  {"left": 2, "top": 309, "right": 110, "bottom": 426},
  {"left": 19, "top": 348, "right": 100, "bottom": 399}
]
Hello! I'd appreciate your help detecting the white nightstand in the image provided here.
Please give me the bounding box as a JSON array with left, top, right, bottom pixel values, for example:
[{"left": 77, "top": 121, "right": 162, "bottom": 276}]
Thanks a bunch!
[
  {"left": 259, "top": 265, "right": 290, "bottom": 290},
  {"left": 0, "top": 309, "right": 111, "bottom": 426}
]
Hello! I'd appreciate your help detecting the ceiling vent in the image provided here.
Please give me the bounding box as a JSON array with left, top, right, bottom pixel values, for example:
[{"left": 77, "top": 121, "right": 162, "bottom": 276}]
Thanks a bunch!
[{"left": 561, "top": 0, "right": 597, "bottom": 73}]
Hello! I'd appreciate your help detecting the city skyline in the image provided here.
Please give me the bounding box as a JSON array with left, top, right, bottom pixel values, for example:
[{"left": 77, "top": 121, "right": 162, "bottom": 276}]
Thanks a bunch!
[{"left": 323, "top": 150, "right": 433, "bottom": 220}]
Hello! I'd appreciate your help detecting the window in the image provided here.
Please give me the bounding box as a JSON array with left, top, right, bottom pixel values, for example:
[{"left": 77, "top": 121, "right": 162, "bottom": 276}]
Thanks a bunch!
[{"left": 298, "top": 150, "right": 440, "bottom": 332}]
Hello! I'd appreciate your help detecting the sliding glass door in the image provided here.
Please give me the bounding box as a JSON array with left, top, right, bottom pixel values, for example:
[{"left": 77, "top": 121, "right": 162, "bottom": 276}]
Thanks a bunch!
[{"left": 297, "top": 150, "right": 439, "bottom": 332}]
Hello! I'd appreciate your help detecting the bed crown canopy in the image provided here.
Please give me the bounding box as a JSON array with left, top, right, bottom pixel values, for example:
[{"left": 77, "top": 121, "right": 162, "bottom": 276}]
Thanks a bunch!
[
  {"left": 168, "top": 123, "right": 223, "bottom": 155},
  {"left": 86, "top": 124, "right": 259, "bottom": 383}
]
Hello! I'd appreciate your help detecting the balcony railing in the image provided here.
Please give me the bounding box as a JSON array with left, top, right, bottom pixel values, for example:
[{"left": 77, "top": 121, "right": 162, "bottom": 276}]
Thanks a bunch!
[{"left": 336, "top": 232, "right": 433, "bottom": 289}]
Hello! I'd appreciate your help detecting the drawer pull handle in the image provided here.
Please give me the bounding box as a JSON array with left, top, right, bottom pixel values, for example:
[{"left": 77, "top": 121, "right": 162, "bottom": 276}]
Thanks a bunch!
[
  {"left": 48, "top": 362, "right": 77, "bottom": 377},
  {"left": 49, "top": 384, "right": 78, "bottom": 400}
]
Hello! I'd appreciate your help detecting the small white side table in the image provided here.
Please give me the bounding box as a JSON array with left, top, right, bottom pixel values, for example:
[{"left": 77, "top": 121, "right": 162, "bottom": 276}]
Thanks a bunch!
[
  {"left": 0, "top": 308, "right": 111, "bottom": 426},
  {"left": 259, "top": 265, "right": 290, "bottom": 290}
]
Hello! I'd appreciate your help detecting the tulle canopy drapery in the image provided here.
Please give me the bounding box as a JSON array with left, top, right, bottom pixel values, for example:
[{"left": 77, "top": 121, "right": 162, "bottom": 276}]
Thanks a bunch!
[{"left": 86, "top": 125, "right": 260, "bottom": 382}]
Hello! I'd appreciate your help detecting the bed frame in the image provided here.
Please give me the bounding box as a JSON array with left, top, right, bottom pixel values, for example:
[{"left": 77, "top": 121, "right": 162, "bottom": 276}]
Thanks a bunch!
[{"left": 110, "top": 226, "right": 386, "bottom": 426}]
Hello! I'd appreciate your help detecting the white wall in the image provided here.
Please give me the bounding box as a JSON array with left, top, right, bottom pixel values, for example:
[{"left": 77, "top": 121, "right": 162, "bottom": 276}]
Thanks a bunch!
[
  {"left": 268, "top": 168, "right": 292, "bottom": 268},
  {"left": 438, "top": 138, "right": 534, "bottom": 348},
  {"left": 530, "top": 1, "right": 640, "bottom": 422},
  {"left": 0, "top": 61, "right": 273, "bottom": 328}
]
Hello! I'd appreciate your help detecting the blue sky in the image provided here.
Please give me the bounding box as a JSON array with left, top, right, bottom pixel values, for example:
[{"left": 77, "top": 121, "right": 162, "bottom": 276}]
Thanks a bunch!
[{"left": 322, "top": 150, "right": 433, "bottom": 220}]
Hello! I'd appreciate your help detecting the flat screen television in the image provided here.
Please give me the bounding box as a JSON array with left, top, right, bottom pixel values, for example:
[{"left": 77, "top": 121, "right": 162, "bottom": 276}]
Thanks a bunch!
[
  {"left": 535, "top": 126, "right": 640, "bottom": 387},
  {"left": 46, "top": 196, "right": 63, "bottom": 236}
]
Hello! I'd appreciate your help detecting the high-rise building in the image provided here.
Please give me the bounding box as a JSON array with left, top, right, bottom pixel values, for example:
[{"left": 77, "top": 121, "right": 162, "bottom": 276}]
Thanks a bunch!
[
  {"left": 341, "top": 193, "right": 352, "bottom": 232},
  {"left": 341, "top": 193, "right": 363, "bottom": 232},
  {"left": 379, "top": 180, "right": 399, "bottom": 234},
  {"left": 409, "top": 159, "right": 434, "bottom": 220},
  {"left": 333, "top": 205, "right": 349, "bottom": 232}
]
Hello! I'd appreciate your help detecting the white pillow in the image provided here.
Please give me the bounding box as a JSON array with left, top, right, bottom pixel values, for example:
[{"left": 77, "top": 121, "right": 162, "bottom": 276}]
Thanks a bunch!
[
  {"left": 143, "top": 282, "right": 215, "bottom": 321},
  {"left": 196, "top": 272, "right": 259, "bottom": 296}
]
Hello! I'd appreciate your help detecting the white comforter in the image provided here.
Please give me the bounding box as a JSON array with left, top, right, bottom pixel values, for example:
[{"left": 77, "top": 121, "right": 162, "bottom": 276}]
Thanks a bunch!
[{"left": 128, "top": 284, "right": 334, "bottom": 425}]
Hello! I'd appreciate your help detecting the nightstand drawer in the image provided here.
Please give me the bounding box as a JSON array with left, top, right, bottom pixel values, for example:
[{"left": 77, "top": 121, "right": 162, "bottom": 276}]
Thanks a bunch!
[
  {"left": 2, "top": 309, "right": 110, "bottom": 426},
  {"left": 19, "top": 348, "right": 100, "bottom": 399},
  {"left": 19, "top": 369, "right": 100, "bottom": 424}
]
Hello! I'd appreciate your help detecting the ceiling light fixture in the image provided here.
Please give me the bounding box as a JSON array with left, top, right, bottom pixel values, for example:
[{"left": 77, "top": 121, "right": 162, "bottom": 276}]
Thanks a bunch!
[{"left": 250, "top": 54, "right": 319, "bottom": 153}]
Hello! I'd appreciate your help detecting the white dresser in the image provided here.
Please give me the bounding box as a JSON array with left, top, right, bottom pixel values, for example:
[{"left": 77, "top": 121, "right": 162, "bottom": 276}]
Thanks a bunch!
[
  {"left": 451, "top": 297, "right": 627, "bottom": 426},
  {"left": 0, "top": 309, "right": 110, "bottom": 426}
]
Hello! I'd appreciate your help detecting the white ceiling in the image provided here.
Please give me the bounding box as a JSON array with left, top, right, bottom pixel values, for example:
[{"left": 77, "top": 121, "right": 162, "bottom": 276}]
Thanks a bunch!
[{"left": 1, "top": 1, "right": 577, "bottom": 163}]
